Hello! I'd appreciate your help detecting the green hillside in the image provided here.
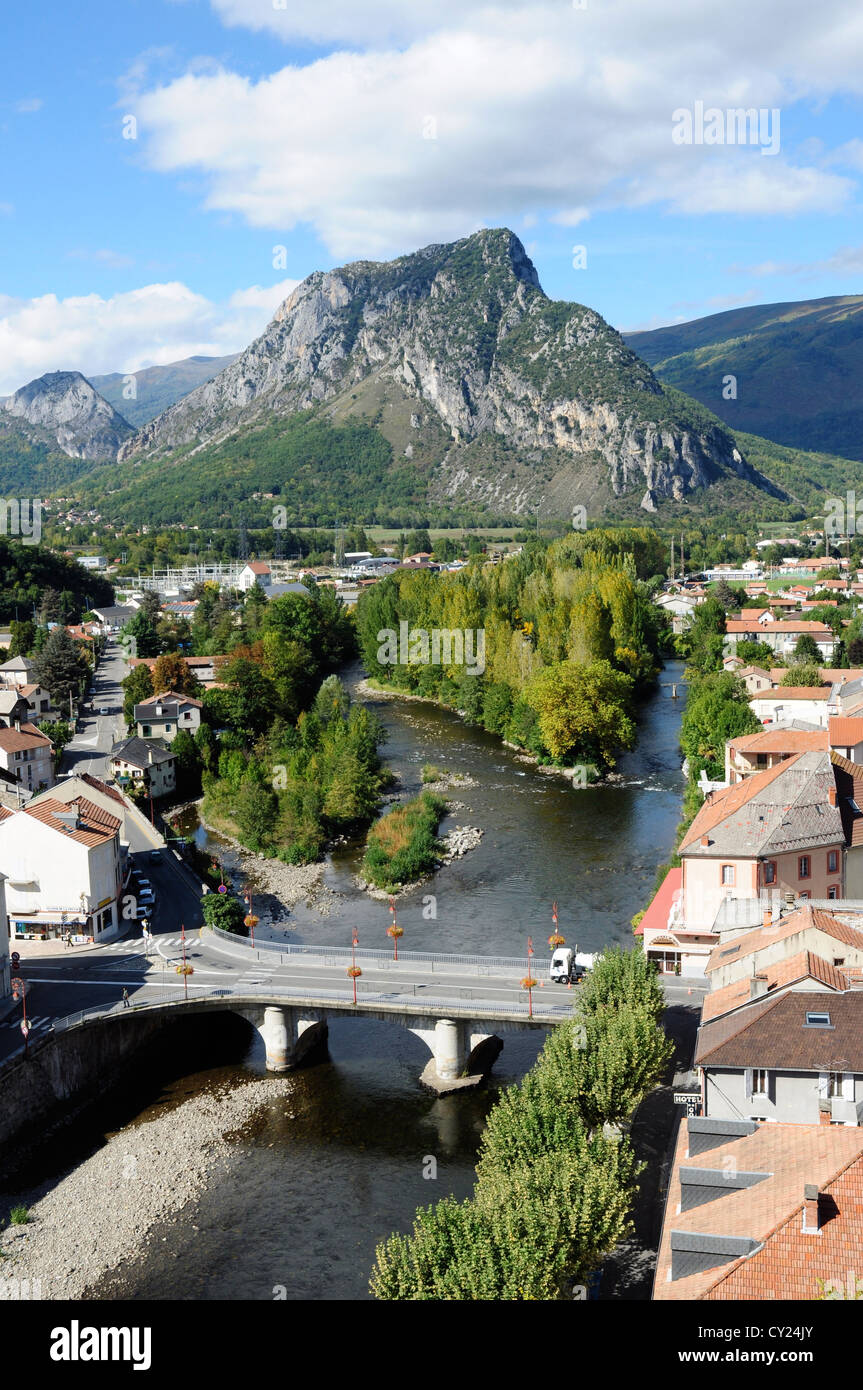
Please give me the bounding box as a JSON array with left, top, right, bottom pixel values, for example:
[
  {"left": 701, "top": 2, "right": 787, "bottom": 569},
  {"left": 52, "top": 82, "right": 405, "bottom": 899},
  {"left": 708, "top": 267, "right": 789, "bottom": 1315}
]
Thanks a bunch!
[
  {"left": 90, "top": 354, "right": 239, "bottom": 428},
  {"left": 625, "top": 295, "right": 863, "bottom": 461}
]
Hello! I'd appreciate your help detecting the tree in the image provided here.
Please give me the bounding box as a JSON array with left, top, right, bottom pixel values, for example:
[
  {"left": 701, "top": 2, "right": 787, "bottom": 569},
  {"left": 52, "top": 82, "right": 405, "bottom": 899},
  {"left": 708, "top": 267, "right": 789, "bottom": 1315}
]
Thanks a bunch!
[
  {"left": 139, "top": 591, "right": 162, "bottom": 621},
  {"left": 200, "top": 892, "right": 247, "bottom": 935},
  {"left": 735, "top": 640, "right": 773, "bottom": 666},
  {"left": 33, "top": 627, "right": 89, "bottom": 706},
  {"left": 171, "top": 728, "right": 203, "bottom": 797},
  {"left": 849, "top": 637, "right": 863, "bottom": 666},
  {"left": 680, "top": 671, "right": 761, "bottom": 778},
  {"left": 152, "top": 652, "right": 202, "bottom": 697},
  {"left": 779, "top": 664, "right": 823, "bottom": 688},
  {"left": 7, "top": 619, "right": 35, "bottom": 658},
  {"left": 122, "top": 610, "right": 161, "bottom": 658},
  {"left": 793, "top": 632, "right": 822, "bottom": 663},
  {"left": 312, "top": 675, "right": 351, "bottom": 725},
  {"left": 122, "top": 664, "right": 154, "bottom": 726},
  {"left": 525, "top": 660, "right": 635, "bottom": 768}
]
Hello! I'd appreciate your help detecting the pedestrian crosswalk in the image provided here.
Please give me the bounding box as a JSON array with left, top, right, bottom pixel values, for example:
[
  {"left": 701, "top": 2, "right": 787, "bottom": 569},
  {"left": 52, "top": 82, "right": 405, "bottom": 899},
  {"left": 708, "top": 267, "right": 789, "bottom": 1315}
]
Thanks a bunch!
[
  {"left": 0, "top": 1016, "right": 51, "bottom": 1032},
  {"left": 103, "top": 936, "right": 190, "bottom": 953}
]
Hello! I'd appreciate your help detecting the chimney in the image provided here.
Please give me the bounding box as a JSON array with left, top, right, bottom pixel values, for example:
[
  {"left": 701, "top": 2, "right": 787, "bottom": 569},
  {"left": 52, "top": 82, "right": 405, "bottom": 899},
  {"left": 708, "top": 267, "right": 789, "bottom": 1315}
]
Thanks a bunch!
[
  {"left": 763, "top": 905, "right": 773, "bottom": 932},
  {"left": 750, "top": 974, "right": 769, "bottom": 1000},
  {"left": 829, "top": 786, "right": 838, "bottom": 806},
  {"left": 701, "top": 835, "right": 709, "bottom": 848},
  {"left": 802, "top": 1184, "right": 822, "bottom": 1233}
]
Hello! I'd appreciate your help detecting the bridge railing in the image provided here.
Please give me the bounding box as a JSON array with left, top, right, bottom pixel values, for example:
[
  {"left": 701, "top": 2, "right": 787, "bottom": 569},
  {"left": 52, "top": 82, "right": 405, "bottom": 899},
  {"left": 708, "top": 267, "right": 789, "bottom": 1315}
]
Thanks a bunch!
[
  {"left": 48, "top": 978, "right": 571, "bottom": 1036},
  {"left": 205, "top": 924, "right": 555, "bottom": 972}
]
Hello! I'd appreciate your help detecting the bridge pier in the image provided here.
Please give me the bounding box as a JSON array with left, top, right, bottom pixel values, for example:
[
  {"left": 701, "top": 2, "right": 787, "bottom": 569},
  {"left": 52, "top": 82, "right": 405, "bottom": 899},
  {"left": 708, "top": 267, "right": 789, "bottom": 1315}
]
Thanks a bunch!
[
  {"left": 411, "top": 1019, "right": 503, "bottom": 1093},
  {"left": 257, "top": 1007, "right": 329, "bottom": 1073}
]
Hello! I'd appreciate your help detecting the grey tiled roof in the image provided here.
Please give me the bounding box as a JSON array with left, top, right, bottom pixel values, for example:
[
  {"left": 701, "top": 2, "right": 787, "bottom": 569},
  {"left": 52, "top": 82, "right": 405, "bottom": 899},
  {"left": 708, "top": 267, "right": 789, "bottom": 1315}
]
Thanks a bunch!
[{"left": 686, "top": 751, "right": 843, "bottom": 858}]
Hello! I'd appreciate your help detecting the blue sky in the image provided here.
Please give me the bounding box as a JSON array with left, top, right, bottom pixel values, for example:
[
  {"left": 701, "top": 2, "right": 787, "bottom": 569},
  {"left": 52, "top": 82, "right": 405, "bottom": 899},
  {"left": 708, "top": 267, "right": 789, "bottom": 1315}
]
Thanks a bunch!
[{"left": 2, "top": 0, "right": 863, "bottom": 392}]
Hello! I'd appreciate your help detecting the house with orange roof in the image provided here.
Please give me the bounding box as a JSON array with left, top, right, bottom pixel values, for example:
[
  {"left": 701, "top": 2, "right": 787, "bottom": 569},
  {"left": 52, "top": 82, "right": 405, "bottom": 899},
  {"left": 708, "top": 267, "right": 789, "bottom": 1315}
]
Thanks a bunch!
[
  {"left": 703, "top": 903, "right": 863, "bottom": 990},
  {"left": 653, "top": 1115, "right": 863, "bottom": 1299},
  {"left": 749, "top": 685, "right": 835, "bottom": 729},
  {"left": 0, "top": 724, "right": 54, "bottom": 795},
  {"left": 725, "top": 727, "right": 826, "bottom": 784},
  {"left": 0, "top": 794, "right": 123, "bottom": 941},
  {"left": 700, "top": 948, "right": 855, "bottom": 1026},
  {"left": 726, "top": 617, "right": 837, "bottom": 661},
  {"left": 238, "top": 561, "right": 271, "bottom": 592},
  {"left": 829, "top": 716, "right": 863, "bottom": 763},
  {"left": 678, "top": 752, "right": 845, "bottom": 940}
]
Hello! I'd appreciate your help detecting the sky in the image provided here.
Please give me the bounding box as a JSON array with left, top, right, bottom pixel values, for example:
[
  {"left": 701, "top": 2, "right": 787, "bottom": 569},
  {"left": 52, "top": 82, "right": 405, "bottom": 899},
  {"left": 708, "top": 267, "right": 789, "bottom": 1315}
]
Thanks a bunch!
[{"left": 2, "top": 0, "right": 863, "bottom": 394}]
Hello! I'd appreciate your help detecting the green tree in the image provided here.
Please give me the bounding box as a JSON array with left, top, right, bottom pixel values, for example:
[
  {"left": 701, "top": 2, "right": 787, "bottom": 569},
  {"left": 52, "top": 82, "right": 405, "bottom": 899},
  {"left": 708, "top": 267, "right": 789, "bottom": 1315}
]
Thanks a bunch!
[
  {"left": 779, "top": 663, "right": 823, "bottom": 687},
  {"left": 33, "top": 626, "right": 89, "bottom": 706},
  {"left": 122, "top": 664, "right": 154, "bottom": 726},
  {"left": 525, "top": 660, "right": 635, "bottom": 768},
  {"left": 200, "top": 892, "right": 247, "bottom": 935},
  {"left": 122, "top": 609, "right": 161, "bottom": 658},
  {"left": 794, "top": 632, "right": 822, "bottom": 663}
]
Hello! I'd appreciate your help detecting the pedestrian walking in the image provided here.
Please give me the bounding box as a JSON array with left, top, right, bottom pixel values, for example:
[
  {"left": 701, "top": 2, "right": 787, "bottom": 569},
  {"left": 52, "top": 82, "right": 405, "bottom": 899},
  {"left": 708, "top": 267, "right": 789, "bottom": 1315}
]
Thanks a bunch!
[{"left": 122, "top": 988, "right": 130, "bottom": 1009}]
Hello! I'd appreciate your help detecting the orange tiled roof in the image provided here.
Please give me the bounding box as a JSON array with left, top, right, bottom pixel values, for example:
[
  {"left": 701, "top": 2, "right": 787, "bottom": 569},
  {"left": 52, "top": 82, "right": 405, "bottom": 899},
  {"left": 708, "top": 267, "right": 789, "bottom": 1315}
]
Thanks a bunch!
[
  {"left": 700, "top": 949, "right": 851, "bottom": 1024},
  {"left": 704, "top": 904, "right": 863, "bottom": 974},
  {"left": 729, "top": 729, "right": 826, "bottom": 755},
  {"left": 22, "top": 795, "right": 120, "bottom": 847},
  {"left": 654, "top": 1120, "right": 863, "bottom": 1300},
  {"left": 829, "top": 717, "right": 863, "bottom": 746}
]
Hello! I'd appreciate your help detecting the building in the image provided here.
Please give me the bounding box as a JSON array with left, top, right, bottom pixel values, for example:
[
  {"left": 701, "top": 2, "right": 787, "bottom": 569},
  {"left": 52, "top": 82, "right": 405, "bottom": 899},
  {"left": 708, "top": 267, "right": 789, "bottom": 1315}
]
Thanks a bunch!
[
  {"left": 133, "top": 691, "right": 202, "bottom": 743},
  {"left": 829, "top": 717, "right": 863, "bottom": 763},
  {"left": 77, "top": 555, "right": 106, "bottom": 570},
  {"left": 0, "top": 656, "right": 37, "bottom": 689},
  {"left": 110, "top": 737, "right": 177, "bottom": 799},
  {"left": 653, "top": 1116, "right": 863, "bottom": 1299},
  {"left": 1, "top": 683, "right": 53, "bottom": 723},
  {"left": 0, "top": 724, "right": 54, "bottom": 794},
  {"left": 680, "top": 752, "right": 845, "bottom": 934},
  {"left": 129, "top": 655, "right": 227, "bottom": 689},
  {"left": 238, "top": 561, "right": 271, "bottom": 591},
  {"left": 725, "top": 727, "right": 826, "bottom": 784},
  {"left": 749, "top": 686, "right": 835, "bottom": 729},
  {"left": 33, "top": 772, "right": 162, "bottom": 853},
  {"left": 725, "top": 617, "right": 837, "bottom": 661},
  {"left": 735, "top": 664, "right": 774, "bottom": 695},
  {"left": 0, "top": 873, "right": 9, "bottom": 1006},
  {"left": 90, "top": 605, "right": 137, "bottom": 634},
  {"left": 0, "top": 794, "right": 123, "bottom": 942},
  {"left": 696, "top": 989, "right": 863, "bottom": 1127},
  {"left": 0, "top": 690, "right": 32, "bottom": 729},
  {"left": 702, "top": 902, "right": 863, "bottom": 993}
]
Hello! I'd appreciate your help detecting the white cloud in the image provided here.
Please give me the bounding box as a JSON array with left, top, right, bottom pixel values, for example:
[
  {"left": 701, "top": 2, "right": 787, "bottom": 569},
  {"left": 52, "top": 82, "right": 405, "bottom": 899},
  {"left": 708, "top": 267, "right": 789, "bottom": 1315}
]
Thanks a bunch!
[
  {"left": 14, "top": 98, "right": 42, "bottom": 114},
  {"left": 125, "top": 0, "right": 863, "bottom": 259},
  {"left": 0, "top": 278, "right": 298, "bottom": 396},
  {"left": 729, "top": 244, "right": 863, "bottom": 278}
]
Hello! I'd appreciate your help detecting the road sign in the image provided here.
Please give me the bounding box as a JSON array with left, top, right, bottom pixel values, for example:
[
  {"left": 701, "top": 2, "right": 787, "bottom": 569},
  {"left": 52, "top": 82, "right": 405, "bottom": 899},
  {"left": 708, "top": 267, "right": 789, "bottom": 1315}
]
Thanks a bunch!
[
  {"left": 20, "top": 1019, "right": 31, "bottom": 1035},
  {"left": 10, "top": 952, "right": 20, "bottom": 966},
  {"left": 217, "top": 884, "right": 227, "bottom": 894}
]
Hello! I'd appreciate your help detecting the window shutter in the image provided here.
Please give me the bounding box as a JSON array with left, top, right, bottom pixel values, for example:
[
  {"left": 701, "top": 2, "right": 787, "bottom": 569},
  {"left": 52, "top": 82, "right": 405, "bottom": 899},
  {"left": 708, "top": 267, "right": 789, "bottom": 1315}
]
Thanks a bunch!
[{"left": 744, "top": 1068, "right": 754, "bottom": 1101}]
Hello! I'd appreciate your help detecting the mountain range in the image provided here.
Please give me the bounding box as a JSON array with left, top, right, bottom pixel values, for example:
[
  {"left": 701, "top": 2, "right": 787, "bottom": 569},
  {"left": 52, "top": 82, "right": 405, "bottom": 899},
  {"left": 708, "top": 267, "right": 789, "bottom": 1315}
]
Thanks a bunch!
[
  {"left": 625, "top": 295, "right": 863, "bottom": 462},
  {"left": 4, "top": 233, "right": 863, "bottom": 526}
]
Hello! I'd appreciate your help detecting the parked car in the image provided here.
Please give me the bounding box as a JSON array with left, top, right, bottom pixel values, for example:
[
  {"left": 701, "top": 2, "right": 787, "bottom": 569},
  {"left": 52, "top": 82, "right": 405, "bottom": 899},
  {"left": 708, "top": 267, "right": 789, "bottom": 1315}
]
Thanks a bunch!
[{"left": 149, "top": 850, "right": 162, "bottom": 863}]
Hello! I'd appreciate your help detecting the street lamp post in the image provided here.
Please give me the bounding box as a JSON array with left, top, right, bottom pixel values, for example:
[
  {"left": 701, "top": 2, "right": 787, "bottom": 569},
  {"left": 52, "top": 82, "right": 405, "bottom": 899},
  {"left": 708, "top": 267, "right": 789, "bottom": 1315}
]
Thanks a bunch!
[
  {"left": 346, "top": 928, "right": 362, "bottom": 1004},
  {"left": 387, "top": 895, "right": 403, "bottom": 960},
  {"left": 521, "top": 936, "right": 537, "bottom": 1019},
  {"left": 11, "top": 979, "right": 29, "bottom": 1056}
]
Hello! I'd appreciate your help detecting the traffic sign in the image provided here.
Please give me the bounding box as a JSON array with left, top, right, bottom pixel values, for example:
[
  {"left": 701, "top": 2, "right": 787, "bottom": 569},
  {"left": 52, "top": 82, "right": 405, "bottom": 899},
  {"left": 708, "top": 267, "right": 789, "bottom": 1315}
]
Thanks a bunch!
[
  {"left": 217, "top": 884, "right": 227, "bottom": 894},
  {"left": 20, "top": 1019, "right": 31, "bottom": 1035},
  {"left": 10, "top": 952, "right": 20, "bottom": 966}
]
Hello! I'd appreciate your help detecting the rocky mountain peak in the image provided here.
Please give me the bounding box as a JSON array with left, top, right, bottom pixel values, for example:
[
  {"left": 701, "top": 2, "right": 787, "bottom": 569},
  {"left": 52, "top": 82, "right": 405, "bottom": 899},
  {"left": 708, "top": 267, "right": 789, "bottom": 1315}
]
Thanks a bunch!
[{"left": 4, "top": 371, "right": 134, "bottom": 461}]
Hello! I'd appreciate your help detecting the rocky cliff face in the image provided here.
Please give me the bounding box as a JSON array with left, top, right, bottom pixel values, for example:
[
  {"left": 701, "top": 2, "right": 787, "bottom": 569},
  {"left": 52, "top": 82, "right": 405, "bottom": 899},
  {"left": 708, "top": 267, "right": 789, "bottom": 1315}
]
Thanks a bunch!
[
  {"left": 120, "top": 229, "right": 780, "bottom": 512},
  {"left": 4, "top": 372, "right": 134, "bottom": 462}
]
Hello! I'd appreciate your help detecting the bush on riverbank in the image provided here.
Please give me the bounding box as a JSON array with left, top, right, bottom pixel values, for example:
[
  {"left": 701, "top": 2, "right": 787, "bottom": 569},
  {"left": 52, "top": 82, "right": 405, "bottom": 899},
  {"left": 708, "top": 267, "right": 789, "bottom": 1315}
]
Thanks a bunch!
[
  {"left": 361, "top": 791, "right": 447, "bottom": 890},
  {"left": 200, "top": 892, "right": 247, "bottom": 936},
  {"left": 370, "top": 947, "right": 672, "bottom": 1301}
]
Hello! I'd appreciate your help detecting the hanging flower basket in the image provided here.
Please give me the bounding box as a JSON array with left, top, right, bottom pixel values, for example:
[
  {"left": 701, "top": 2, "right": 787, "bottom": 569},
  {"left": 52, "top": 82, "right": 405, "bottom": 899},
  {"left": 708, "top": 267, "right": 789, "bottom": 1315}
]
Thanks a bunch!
[
  {"left": 387, "top": 925, "right": 404, "bottom": 940},
  {"left": 176, "top": 964, "right": 194, "bottom": 976},
  {"left": 548, "top": 933, "right": 566, "bottom": 949},
  {"left": 520, "top": 976, "right": 538, "bottom": 991},
  {"left": 244, "top": 914, "right": 259, "bottom": 930},
  {"left": 346, "top": 965, "right": 363, "bottom": 979}
]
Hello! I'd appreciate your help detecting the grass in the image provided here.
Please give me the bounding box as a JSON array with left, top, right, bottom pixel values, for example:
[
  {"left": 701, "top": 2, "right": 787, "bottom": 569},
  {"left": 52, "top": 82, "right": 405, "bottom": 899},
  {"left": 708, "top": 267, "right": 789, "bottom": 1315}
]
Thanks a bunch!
[
  {"left": 361, "top": 791, "right": 447, "bottom": 890},
  {"left": 421, "top": 763, "right": 448, "bottom": 783},
  {"left": 9, "top": 1206, "right": 30, "bottom": 1226}
]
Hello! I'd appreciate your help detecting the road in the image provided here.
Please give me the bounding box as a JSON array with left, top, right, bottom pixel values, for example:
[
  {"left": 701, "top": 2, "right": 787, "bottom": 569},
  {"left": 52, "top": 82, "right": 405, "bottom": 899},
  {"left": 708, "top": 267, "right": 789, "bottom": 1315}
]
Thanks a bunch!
[{"left": 60, "top": 638, "right": 128, "bottom": 780}]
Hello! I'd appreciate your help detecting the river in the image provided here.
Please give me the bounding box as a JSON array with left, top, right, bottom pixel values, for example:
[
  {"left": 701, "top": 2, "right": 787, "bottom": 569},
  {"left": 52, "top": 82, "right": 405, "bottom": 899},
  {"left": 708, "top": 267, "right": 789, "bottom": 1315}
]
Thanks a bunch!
[{"left": 41, "top": 663, "right": 689, "bottom": 1301}]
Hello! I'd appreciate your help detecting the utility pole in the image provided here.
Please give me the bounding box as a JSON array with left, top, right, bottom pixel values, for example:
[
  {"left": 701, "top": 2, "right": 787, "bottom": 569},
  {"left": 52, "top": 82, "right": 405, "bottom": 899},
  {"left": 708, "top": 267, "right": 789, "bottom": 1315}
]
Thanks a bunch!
[{"left": 670, "top": 534, "right": 674, "bottom": 581}]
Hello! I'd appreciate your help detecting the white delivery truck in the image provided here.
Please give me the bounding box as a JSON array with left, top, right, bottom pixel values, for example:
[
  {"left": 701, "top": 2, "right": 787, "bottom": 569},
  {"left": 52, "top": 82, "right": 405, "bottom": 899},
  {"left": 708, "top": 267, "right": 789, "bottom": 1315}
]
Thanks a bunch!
[{"left": 549, "top": 947, "right": 598, "bottom": 984}]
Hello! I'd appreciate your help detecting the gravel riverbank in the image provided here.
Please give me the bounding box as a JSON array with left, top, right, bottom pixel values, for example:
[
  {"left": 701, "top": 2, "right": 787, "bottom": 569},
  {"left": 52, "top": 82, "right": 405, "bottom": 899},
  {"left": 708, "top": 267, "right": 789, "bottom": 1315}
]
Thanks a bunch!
[{"left": 0, "top": 1074, "right": 296, "bottom": 1301}]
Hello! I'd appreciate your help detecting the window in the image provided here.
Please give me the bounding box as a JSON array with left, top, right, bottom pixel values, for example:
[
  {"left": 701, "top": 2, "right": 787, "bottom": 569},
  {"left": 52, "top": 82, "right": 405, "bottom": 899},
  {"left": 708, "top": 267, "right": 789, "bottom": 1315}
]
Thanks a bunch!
[
  {"left": 829, "top": 1072, "right": 844, "bottom": 1098},
  {"left": 828, "top": 884, "right": 840, "bottom": 900},
  {"left": 752, "top": 1069, "right": 769, "bottom": 1095},
  {"left": 799, "top": 891, "right": 811, "bottom": 900},
  {"left": 827, "top": 850, "right": 839, "bottom": 874},
  {"left": 721, "top": 864, "right": 736, "bottom": 887},
  {"left": 806, "top": 1012, "right": 832, "bottom": 1027},
  {"left": 798, "top": 855, "right": 811, "bottom": 880},
  {"left": 763, "top": 860, "right": 777, "bottom": 885},
  {"left": 142, "top": 725, "right": 151, "bottom": 737}
]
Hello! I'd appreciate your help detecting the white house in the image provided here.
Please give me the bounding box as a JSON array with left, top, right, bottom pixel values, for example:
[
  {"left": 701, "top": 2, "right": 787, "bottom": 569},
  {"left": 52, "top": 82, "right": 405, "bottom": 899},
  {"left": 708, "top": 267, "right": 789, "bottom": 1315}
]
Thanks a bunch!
[
  {"left": 110, "top": 737, "right": 177, "bottom": 799},
  {"left": 0, "top": 656, "right": 37, "bottom": 689},
  {"left": 238, "top": 561, "right": 271, "bottom": 592},
  {"left": 0, "top": 794, "right": 123, "bottom": 942},
  {"left": 749, "top": 688, "right": 835, "bottom": 729},
  {"left": 726, "top": 618, "right": 837, "bottom": 662}
]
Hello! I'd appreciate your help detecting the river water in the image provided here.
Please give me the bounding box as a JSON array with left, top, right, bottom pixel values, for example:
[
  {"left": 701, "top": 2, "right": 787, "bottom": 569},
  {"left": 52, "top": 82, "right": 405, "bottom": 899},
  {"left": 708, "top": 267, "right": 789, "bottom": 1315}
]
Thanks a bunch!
[{"left": 87, "top": 664, "right": 687, "bottom": 1300}]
